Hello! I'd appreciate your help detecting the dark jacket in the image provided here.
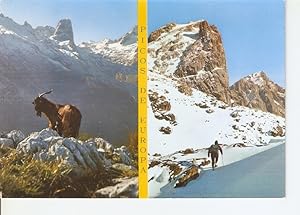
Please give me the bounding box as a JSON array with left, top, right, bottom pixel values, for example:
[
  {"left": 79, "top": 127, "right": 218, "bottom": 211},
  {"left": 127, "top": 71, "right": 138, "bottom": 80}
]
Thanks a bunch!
[{"left": 208, "top": 144, "right": 223, "bottom": 157}]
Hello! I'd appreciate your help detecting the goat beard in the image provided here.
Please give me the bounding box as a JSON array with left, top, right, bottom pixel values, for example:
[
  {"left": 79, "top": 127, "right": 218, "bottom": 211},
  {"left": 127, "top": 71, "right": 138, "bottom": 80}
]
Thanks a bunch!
[{"left": 36, "top": 111, "right": 42, "bottom": 117}]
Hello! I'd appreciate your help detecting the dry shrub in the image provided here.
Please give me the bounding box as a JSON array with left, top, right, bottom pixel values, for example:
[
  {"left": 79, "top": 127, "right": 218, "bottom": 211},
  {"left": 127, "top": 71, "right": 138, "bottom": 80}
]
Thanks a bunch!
[
  {"left": 0, "top": 149, "right": 112, "bottom": 198},
  {"left": 77, "top": 132, "right": 94, "bottom": 141},
  {"left": 127, "top": 130, "right": 138, "bottom": 167}
]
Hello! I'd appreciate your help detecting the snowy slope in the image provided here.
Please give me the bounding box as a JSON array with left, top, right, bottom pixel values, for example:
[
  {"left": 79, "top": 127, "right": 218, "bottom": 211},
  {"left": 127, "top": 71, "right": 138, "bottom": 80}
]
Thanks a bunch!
[
  {"left": 148, "top": 72, "right": 285, "bottom": 155},
  {"left": 79, "top": 26, "right": 137, "bottom": 66},
  {"left": 158, "top": 144, "right": 285, "bottom": 198}
]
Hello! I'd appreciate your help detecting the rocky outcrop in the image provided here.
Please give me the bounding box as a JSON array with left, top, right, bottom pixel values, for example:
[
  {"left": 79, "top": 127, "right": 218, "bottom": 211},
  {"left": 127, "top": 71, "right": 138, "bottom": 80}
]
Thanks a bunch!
[
  {"left": 0, "top": 130, "right": 25, "bottom": 149},
  {"left": 230, "top": 72, "right": 285, "bottom": 117},
  {"left": 148, "top": 23, "right": 176, "bottom": 42},
  {"left": 174, "top": 21, "right": 230, "bottom": 103},
  {"left": 270, "top": 125, "right": 285, "bottom": 137},
  {"left": 16, "top": 129, "right": 108, "bottom": 176},
  {"left": 175, "top": 165, "right": 199, "bottom": 188},
  {"left": 112, "top": 146, "right": 133, "bottom": 166},
  {"left": 0, "top": 128, "right": 138, "bottom": 197},
  {"left": 34, "top": 25, "right": 55, "bottom": 40},
  {"left": 149, "top": 91, "right": 177, "bottom": 125},
  {"left": 51, "top": 19, "right": 75, "bottom": 46},
  {"left": 12, "top": 128, "right": 135, "bottom": 177},
  {"left": 95, "top": 177, "right": 138, "bottom": 198}
]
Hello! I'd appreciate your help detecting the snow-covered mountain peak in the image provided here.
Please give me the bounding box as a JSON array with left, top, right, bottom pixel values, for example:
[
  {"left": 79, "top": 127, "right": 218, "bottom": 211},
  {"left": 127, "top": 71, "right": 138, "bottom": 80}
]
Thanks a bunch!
[
  {"left": 51, "top": 18, "right": 75, "bottom": 47},
  {"left": 230, "top": 71, "right": 285, "bottom": 116},
  {"left": 0, "top": 13, "right": 36, "bottom": 40},
  {"left": 79, "top": 26, "right": 137, "bottom": 66},
  {"left": 118, "top": 25, "right": 137, "bottom": 46},
  {"left": 244, "top": 71, "right": 268, "bottom": 86},
  {"left": 23, "top": 21, "right": 32, "bottom": 29},
  {"left": 148, "top": 19, "right": 230, "bottom": 103}
]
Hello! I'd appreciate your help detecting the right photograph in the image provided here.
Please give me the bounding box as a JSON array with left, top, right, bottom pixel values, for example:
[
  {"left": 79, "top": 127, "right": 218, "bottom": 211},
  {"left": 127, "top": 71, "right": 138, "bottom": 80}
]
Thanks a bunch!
[{"left": 147, "top": 0, "right": 285, "bottom": 198}]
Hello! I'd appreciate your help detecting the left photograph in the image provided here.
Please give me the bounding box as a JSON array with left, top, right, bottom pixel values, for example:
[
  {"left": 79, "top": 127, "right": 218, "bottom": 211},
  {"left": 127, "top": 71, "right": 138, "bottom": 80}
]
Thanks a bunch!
[{"left": 0, "top": 0, "right": 138, "bottom": 198}]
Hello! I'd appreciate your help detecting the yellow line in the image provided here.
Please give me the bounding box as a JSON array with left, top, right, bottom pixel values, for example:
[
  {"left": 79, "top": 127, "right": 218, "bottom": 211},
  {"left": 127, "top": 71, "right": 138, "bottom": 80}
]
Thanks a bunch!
[{"left": 138, "top": 0, "right": 148, "bottom": 198}]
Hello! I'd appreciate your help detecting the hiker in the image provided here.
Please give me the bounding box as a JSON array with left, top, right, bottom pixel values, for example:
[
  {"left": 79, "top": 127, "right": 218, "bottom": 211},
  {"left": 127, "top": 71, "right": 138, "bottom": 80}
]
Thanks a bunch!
[{"left": 208, "top": 140, "right": 223, "bottom": 170}]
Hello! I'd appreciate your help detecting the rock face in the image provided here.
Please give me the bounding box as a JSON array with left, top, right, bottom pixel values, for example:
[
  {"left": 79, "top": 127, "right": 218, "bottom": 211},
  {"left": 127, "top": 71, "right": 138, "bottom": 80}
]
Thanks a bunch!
[
  {"left": 148, "top": 20, "right": 285, "bottom": 116},
  {"left": 174, "top": 21, "right": 230, "bottom": 103},
  {"left": 51, "top": 19, "right": 75, "bottom": 46},
  {"left": 230, "top": 72, "right": 285, "bottom": 117}
]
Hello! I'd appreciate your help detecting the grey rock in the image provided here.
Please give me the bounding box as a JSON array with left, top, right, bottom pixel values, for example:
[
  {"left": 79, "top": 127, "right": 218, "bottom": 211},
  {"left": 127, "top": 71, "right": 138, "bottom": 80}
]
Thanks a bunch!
[
  {"left": 51, "top": 19, "right": 75, "bottom": 46},
  {"left": 6, "top": 130, "right": 25, "bottom": 145},
  {"left": 91, "top": 137, "right": 114, "bottom": 155},
  {"left": 0, "top": 138, "right": 15, "bottom": 149},
  {"left": 95, "top": 177, "right": 138, "bottom": 198},
  {"left": 16, "top": 128, "right": 108, "bottom": 176}
]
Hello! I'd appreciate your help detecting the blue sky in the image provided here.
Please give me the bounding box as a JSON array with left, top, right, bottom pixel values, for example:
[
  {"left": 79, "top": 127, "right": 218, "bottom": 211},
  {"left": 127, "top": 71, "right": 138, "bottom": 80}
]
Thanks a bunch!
[
  {"left": 148, "top": 0, "right": 285, "bottom": 86},
  {"left": 0, "top": 0, "right": 136, "bottom": 43}
]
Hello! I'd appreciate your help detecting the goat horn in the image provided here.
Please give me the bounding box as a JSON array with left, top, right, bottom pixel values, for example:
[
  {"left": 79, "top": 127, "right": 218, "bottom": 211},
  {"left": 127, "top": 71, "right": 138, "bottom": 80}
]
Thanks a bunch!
[{"left": 39, "top": 89, "right": 53, "bottom": 97}]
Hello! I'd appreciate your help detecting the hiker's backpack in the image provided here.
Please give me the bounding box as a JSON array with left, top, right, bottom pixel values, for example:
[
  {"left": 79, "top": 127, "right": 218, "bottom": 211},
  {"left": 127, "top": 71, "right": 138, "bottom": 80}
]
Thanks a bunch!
[{"left": 210, "top": 144, "right": 219, "bottom": 153}]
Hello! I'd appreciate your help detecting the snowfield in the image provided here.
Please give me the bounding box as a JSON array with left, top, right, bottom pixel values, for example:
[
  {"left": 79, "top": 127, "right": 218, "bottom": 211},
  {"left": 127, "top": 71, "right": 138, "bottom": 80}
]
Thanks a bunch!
[{"left": 148, "top": 72, "right": 285, "bottom": 155}]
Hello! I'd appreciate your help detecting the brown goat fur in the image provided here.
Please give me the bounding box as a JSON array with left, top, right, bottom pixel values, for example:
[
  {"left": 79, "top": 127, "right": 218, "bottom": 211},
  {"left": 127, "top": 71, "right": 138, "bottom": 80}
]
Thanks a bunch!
[{"left": 33, "top": 93, "right": 81, "bottom": 138}]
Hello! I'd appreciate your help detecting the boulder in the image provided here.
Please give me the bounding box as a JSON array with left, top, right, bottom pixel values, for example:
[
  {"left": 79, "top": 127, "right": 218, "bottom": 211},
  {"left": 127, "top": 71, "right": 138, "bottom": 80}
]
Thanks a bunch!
[
  {"left": 0, "top": 138, "right": 14, "bottom": 149},
  {"left": 175, "top": 165, "right": 199, "bottom": 188},
  {"left": 95, "top": 177, "right": 138, "bottom": 198},
  {"left": 5, "top": 130, "right": 25, "bottom": 145},
  {"left": 206, "top": 109, "right": 214, "bottom": 114},
  {"left": 112, "top": 163, "right": 137, "bottom": 175}
]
